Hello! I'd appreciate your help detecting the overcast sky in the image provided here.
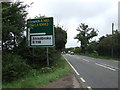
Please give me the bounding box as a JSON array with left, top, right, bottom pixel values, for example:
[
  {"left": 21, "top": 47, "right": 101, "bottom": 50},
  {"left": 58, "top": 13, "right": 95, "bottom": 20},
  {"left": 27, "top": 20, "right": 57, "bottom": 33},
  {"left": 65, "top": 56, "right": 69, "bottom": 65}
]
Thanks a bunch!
[{"left": 18, "top": 0, "right": 119, "bottom": 48}]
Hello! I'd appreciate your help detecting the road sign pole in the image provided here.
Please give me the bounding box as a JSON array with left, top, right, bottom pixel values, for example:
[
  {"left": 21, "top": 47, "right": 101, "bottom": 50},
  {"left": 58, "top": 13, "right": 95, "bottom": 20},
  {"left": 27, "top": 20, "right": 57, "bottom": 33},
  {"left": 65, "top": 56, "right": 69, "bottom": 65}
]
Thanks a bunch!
[
  {"left": 33, "top": 48, "right": 34, "bottom": 65},
  {"left": 46, "top": 47, "right": 49, "bottom": 66}
]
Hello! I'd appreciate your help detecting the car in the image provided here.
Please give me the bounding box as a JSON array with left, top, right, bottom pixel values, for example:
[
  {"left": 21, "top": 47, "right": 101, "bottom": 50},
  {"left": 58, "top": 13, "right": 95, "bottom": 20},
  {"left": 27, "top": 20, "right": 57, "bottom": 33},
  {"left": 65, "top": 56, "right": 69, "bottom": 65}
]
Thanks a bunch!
[{"left": 70, "top": 52, "right": 74, "bottom": 55}]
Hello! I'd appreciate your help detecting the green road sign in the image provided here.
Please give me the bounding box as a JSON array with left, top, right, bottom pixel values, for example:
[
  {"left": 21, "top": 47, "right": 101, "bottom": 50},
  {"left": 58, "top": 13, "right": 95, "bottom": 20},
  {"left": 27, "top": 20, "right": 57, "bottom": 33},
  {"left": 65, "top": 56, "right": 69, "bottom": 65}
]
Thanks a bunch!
[{"left": 27, "top": 17, "right": 55, "bottom": 47}]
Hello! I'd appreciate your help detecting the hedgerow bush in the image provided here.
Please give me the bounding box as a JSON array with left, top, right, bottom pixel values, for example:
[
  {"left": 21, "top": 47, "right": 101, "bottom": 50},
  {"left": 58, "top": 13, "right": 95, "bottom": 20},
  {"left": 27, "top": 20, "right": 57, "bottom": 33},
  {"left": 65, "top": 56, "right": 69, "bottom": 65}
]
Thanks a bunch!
[{"left": 2, "top": 53, "right": 31, "bottom": 82}]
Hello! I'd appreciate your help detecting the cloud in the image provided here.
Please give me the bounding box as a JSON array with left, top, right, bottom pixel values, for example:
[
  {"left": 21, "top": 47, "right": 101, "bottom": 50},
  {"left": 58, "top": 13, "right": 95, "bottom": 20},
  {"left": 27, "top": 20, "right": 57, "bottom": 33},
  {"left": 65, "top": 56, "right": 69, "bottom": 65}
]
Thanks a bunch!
[
  {"left": 42, "top": 0, "right": 113, "bottom": 20},
  {"left": 19, "top": 0, "right": 119, "bottom": 48}
]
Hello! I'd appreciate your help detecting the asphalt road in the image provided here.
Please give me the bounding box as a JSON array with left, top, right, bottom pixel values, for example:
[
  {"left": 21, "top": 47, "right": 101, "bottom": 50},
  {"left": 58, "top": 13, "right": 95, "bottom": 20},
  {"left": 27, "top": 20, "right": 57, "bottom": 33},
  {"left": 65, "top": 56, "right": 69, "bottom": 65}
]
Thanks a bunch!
[{"left": 63, "top": 54, "right": 119, "bottom": 89}]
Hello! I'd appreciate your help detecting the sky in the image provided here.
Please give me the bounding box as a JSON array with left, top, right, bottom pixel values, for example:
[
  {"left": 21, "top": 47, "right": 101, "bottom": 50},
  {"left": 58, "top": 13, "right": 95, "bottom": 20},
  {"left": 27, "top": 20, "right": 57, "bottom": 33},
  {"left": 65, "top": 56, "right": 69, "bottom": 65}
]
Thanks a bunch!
[{"left": 15, "top": 0, "right": 119, "bottom": 48}]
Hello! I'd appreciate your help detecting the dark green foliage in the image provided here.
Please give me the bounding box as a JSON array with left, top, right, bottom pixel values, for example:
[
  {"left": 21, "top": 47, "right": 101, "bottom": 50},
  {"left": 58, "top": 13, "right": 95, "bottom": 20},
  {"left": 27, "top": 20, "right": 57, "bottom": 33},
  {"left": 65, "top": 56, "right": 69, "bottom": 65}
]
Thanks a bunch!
[
  {"left": 17, "top": 39, "right": 46, "bottom": 67},
  {"left": 97, "top": 30, "right": 120, "bottom": 58},
  {"left": 97, "top": 35, "right": 112, "bottom": 56},
  {"left": 2, "top": 2, "right": 31, "bottom": 82},
  {"left": 86, "top": 41, "right": 98, "bottom": 54},
  {"left": 74, "top": 47, "right": 81, "bottom": 53},
  {"left": 55, "top": 26, "right": 67, "bottom": 51},
  {"left": 74, "top": 23, "right": 98, "bottom": 54},
  {"left": 2, "top": 2, "right": 28, "bottom": 50},
  {"left": 2, "top": 53, "right": 31, "bottom": 82},
  {"left": 16, "top": 36, "right": 58, "bottom": 67}
]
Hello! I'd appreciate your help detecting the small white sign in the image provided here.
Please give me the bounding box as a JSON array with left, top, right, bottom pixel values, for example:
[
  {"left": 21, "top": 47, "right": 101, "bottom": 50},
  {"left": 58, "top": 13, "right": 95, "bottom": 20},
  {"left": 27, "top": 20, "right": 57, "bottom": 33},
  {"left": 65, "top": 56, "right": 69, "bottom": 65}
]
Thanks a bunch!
[{"left": 31, "top": 35, "right": 53, "bottom": 45}]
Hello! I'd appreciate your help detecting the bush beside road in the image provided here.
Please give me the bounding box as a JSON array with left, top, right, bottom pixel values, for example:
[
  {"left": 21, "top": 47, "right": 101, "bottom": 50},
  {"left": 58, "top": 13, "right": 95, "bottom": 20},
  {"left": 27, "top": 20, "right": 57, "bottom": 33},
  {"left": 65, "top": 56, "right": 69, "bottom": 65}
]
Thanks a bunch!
[{"left": 3, "top": 56, "right": 72, "bottom": 88}]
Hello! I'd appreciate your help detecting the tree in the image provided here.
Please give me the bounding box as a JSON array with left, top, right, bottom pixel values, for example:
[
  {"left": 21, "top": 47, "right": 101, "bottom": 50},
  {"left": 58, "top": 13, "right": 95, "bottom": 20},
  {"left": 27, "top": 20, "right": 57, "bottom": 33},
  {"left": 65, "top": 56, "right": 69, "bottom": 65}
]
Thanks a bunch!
[
  {"left": 97, "top": 35, "right": 112, "bottom": 56},
  {"left": 2, "top": 2, "right": 32, "bottom": 82},
  {"left": 112, "top": 30, "right": 120, "bottom": 57},
  {"left": 86, "top": 41, "right": 98, "bottom": 54},
  {"left": 2, "top": 2, "right": 28, "bottom": 51},
  {"left": 55, "top": 26, "right": 67, "bottom": 51},
  {"left": 97, "top": 30, "right": 120, "bottom": 57},
  {"left": 74, "top": 23, "right": 98, "bottom": 54}
]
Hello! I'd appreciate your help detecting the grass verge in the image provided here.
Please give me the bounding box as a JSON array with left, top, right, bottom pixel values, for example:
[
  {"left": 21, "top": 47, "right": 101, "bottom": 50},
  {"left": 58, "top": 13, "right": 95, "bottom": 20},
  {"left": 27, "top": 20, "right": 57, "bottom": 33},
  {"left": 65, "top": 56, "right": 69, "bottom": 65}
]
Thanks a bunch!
[
  {"left": 2, "top": 56, "right": 71, "bottom": 88},
  {"left": 76, "top": 53, "right": 120, "bottom": 61}
]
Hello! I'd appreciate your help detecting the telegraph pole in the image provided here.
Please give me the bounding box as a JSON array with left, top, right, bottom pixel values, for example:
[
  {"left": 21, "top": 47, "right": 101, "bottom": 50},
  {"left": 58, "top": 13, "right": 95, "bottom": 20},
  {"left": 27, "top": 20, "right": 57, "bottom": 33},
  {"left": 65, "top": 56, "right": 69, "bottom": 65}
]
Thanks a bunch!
[{"left": 111, "top": 23, "right": 114, "bottom": 57}]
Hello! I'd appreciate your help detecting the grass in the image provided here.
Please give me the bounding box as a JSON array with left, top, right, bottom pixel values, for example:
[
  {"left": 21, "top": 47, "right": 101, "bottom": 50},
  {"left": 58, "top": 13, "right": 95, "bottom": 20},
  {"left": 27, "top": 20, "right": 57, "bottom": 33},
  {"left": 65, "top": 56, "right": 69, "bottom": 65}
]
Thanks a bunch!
[
  {"left": 76, "top": 53, "right": 120, "bottom": 61},
  {"left": 2, "top": 56, "right": 71, "bottom": 88}
]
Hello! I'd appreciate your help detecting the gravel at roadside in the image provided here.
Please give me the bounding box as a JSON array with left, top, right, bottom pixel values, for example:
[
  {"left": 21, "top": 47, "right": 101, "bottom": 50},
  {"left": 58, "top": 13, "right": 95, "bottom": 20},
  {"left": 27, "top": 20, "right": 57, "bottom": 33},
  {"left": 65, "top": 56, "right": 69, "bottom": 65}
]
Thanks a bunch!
[{"left": 40, "top": 71, "right": 82, "bottom": 88}]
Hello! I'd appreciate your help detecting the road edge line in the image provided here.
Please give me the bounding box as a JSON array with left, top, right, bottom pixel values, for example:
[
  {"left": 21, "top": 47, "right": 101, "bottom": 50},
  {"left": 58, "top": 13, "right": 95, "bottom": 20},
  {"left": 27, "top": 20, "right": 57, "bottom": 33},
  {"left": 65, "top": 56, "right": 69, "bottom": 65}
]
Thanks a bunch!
[
  {"left": 63, "top": 55, "right": 93, "bottom": 90},
  {"left": 63, "top": 57, "right": 80, "bottom": 75},
  {"left": 80, "top": 77, "right": 86, "bottom": 83}
]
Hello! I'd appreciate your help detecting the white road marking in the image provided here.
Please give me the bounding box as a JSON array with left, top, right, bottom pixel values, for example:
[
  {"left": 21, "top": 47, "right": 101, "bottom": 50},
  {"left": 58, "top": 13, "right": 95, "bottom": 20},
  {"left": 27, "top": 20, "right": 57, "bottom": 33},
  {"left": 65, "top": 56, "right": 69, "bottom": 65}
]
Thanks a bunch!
[
  {"left": 102, "top": 63, "right": 119, "bottom": 70},
  {"left": 82, "top": 59, "right": 89, "bottom": 62},
  {"left": 80, "top": 77, "right": 86, "bottom": 82},
  {"left": 95, "top": 63, "right": 116, "bottom": 71},
  {"left": 64, "top": 57, "right": 80, "bottom": 75}
]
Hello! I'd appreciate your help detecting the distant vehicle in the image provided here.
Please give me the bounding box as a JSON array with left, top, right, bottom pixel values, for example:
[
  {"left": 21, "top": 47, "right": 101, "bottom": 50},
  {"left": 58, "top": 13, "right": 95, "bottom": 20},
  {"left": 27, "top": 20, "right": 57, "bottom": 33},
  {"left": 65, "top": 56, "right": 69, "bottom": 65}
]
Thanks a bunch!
[{"left": 70, "top": 52, "right": 74, "bottom": 55}]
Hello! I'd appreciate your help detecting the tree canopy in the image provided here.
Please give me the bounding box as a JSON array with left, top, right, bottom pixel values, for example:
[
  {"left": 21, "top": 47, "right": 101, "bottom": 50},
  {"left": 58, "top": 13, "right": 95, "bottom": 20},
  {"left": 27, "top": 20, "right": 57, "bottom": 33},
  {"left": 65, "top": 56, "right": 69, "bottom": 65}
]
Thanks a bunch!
[
  {"left": 97, "top": 30, "right": 120, "bottom": 57},
  {"left": 74, "top": 23, "right": 98, "bottom": 53},
  {"left": 55, "top": 26, "right": 67, "bottom": 51},
  {"left": 2, "top": 2, "right": 28, "bottom": 51}
]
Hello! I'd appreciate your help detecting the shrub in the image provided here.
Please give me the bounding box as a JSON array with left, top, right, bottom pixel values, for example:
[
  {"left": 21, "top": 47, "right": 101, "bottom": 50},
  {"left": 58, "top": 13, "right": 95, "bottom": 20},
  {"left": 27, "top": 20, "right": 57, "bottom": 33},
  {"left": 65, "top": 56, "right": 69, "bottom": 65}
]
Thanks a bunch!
[{"left": 2, "top": 53, "right": 31, "bottom": 82}]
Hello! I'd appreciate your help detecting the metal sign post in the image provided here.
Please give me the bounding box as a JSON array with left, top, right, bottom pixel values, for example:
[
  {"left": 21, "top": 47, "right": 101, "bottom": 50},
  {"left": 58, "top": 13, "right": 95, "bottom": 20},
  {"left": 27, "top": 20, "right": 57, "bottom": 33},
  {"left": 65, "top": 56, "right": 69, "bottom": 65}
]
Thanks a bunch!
[
  {"left": 32, "top": 48, "right": 34, "bottom": 65},
  {"left": 46, "top": 47, "right": 49, "bottom": 66}
]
